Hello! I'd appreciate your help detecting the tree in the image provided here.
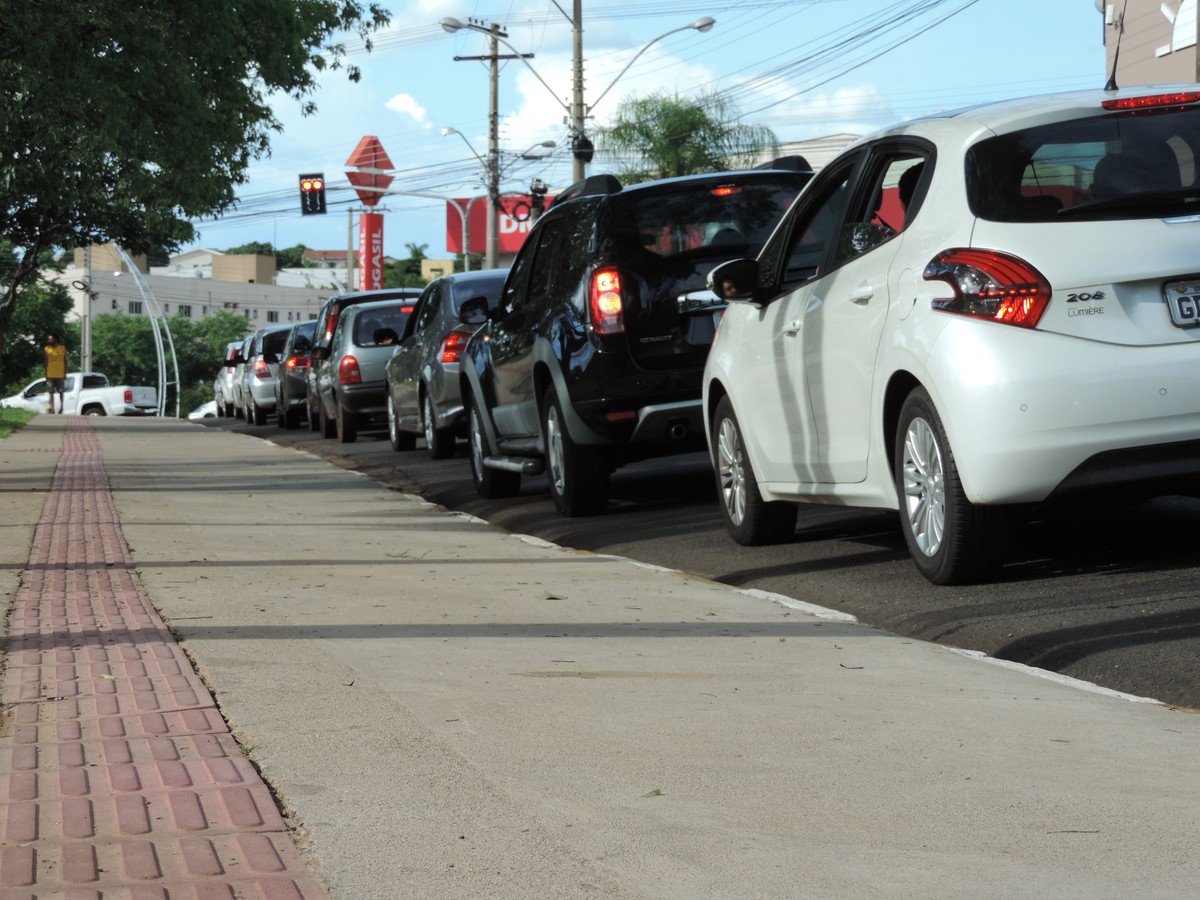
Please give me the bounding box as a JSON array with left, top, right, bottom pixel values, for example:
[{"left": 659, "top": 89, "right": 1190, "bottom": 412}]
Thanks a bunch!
[
  {"left": 0, "top": 244, "right": 73, "bottom": 393},
  {"left": 88, "top": 310, "right": 251, "bottom": 415},
  {"left": 385, "top": 242, "right": 430, "bottom": 289},
  {"left": 0, "top": 0, "right": 390, "bottom": 350},
  {"left": 597, "top": 92, "right": 778, "bottom": 184}
]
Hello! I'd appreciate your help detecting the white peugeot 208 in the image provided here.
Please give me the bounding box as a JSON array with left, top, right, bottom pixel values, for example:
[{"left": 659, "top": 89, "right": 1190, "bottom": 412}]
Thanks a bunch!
[{"left": 703, "top": 86, "right": 1200, "bottom": 585}]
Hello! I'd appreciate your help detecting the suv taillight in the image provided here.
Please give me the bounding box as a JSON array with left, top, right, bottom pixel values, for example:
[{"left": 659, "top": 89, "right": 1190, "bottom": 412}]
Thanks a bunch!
[
  {"left": 339, "top": 355, "right": 363, "bottom": 384},
  {"left": 286, "top": 355, "right": 310, "bottom": 371},
  {"left": 589, "top": 267, "right": 625, "bottom": 335},
  {"left": 253, "top": 358, "right": 272, "bottom": 379},
  {"left": 123, "top": 389, "right": 132, "bottom": 403},
  {"left": 441, "top": 329, "right": 472, "bottom": 364},
  {"left": 924, "top": 249, "right": 1050, "bottom": 328}
]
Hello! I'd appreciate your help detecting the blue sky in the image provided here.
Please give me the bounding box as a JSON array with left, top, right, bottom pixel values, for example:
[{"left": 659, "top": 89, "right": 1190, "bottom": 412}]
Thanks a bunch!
[{"left": 181, "top": 0, "right": 1109, "bottom": 261}]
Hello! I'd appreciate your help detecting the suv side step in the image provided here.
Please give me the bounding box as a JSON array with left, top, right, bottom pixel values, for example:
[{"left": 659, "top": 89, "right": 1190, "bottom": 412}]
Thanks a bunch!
[{"left": 484, "top": 455, "right": 545, "bottom": 475}]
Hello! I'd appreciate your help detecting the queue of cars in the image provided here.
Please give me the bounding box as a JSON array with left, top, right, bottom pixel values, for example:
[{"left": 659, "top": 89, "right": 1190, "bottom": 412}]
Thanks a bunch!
[{"left": 217, "top": 86, "right": 1200, "bottom": 584}]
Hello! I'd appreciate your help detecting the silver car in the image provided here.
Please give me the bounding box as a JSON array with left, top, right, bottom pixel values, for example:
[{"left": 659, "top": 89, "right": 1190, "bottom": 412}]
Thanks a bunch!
[
  {"left": 238, "top": 323, "right": 293, "bottom": 425},
  {"left": 213, "top": 341, "right": 242, "bottom": 418},
  {"left": 312, "top": 297, "right": 416, "bottom": 442},
  {"left": 384, "top": 269, "right": 508, "bottom": 457}
]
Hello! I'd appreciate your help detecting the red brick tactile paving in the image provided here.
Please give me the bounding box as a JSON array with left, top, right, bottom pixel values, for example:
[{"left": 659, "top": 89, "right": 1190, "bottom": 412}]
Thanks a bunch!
[{"left": 0, "top": 419, "right": 331, "bottom": 899}]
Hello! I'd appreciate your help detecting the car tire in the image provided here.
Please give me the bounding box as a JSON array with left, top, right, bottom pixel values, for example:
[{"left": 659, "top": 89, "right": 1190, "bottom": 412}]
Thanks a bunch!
[
  {"left": 252, "top": 398, "right": 267, "bottom": 426},
  {"left": 712, "top": 395, "right": 797, "bottom": 544},
  {"left": 388, "top": 395, "right": 416, "bottom": 451},
  {"left": 84, "top": 407, "right": 105, "bottom": 417},
  {"left": 321, "top": 399, "right": 337, "bottom": 439},
  {"left": 468, "top": 399, "right": 520, "bottom": 499},
  {"left": 276, "top": 394, "right": 290, "bottom": 429},
  {"left": 895, "top": 386, "right": 1008, "bottom": 585},
  {"left": 307, "top": 396, "right": 321, "bottom": 432},
  {"left": 542, "top": 388, "right": 609, "bottom": 517},
  {"left": 423, "top": 391, "right": 454, "bottom": 460},
  {"left": 335, "top": 400, "right": 357, "bottom": 443}
]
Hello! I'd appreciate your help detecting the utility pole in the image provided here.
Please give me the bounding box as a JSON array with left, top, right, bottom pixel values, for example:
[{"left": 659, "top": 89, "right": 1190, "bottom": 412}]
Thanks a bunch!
[
  {"left": 571, "top": 0, "right": 586, "bottom": 183},
  {"left": 451, "top": 20, "right": 532, "bottom": 270}
]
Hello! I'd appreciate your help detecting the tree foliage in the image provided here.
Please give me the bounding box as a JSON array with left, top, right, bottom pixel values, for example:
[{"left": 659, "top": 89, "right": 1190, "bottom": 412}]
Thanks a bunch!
[
  {"left": 0, "top": 244, "right": 73, "bottom": 393},
  {"left": 0, "top": 0, "right": 389, "bottom": 348},
  {"left": 597, "top": 92, "right": 778, "bottom": 184},
  {"left": 89, "top": 311, "right": 251, "bottom": 416},
  {"left": 385, "top": 242, "right": 430, "bottom": 289}
]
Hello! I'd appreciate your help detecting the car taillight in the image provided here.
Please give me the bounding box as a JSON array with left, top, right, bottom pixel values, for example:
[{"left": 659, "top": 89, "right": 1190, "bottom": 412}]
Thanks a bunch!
[
  {"left": 253, "top": 359, "right": 272, "bottom": 379},
  {"left": 123, "top": 389, "right": 132, "bottom": 403},
  {"left": 339, "top": 355, "right": 362, "bottom": 384},
  {"left": 924, "top": 249, "right": 1050, "bottom": 328},
  {"left": 589, "top": 267, "right": 625, "bottom": 335},
  {"left": 440, "top": 329, "right": 472, "bottom": 364},
  {"left": 286, "top": 355, "right": 310, "bottom": 371},
  {"left": 1101, "top": 91, "right": 1200, "bottom": 111}
]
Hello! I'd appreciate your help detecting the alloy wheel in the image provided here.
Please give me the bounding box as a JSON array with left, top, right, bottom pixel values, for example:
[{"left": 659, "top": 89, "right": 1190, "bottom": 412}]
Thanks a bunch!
[
  {"left": 901, "top": 415, "right": 946, "bottom": 557},
  {"left": 716, "top": 416, "right": 747, "bottom": 526}
]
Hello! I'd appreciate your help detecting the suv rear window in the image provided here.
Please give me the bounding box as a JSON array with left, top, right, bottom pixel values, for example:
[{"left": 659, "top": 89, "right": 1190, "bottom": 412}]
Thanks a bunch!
[
  {"left": 967, "top": 104, "right": 1200, "bottom": 221},
  {"left": 613, "top": 178, "right": 802, "bottom": 258}
]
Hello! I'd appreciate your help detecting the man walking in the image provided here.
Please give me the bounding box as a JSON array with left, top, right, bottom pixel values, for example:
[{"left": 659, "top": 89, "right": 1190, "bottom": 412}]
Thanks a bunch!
[{"left": 44, "top": 333, "right": 68, "bottom": 414}]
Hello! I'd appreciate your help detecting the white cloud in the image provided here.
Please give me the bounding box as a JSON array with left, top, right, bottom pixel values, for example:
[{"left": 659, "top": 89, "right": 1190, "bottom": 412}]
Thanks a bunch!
[{"left": 386, "top": 93, "right": 431, "bottom": 128}]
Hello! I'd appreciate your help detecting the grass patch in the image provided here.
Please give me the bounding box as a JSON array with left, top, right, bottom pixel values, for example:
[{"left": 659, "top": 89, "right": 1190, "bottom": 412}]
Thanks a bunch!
[{"left": 0, "top": 408, "right": 37, "bottom": 438}]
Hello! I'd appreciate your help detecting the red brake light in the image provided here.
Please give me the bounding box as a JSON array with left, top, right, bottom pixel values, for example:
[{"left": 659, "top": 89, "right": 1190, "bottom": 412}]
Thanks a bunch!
[
  {"left": 253, "top": 358, "right": 272, "bottom": 379},
  {"left": 589, "top": 267, "right": 625, "bottom": 335},
  {"left": 286, "top": 355, "right": 309, "bottom": 371},
  {"left": 1101, "top": 91, "right": 1200, "bottom": 111},
  {"left": 923, "top": 249, "right": 1050, "bottom": 328},
  {"left": 711, "top": 185, "right": 742, "bottom": 197},
  {"left": 123, "top": 389, "right": 133, "bottom": 403},
  {"left": 339, "top": 356, "right": 362, "bottom": 384},
  {"left": 440, "top": 329, "right": 472, "bottom": 364}
]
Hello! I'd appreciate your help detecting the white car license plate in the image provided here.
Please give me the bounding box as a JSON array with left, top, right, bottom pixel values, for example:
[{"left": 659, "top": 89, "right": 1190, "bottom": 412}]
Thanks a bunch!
[{"left": 1164, "top": 280, "right": 1200, "bottom": 328}]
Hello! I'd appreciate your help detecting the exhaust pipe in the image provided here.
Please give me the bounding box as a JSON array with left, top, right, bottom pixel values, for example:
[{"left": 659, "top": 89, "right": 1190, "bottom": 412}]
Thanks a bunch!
[{"left": 667, "top": 421, "right": 688, "bottom": 440}]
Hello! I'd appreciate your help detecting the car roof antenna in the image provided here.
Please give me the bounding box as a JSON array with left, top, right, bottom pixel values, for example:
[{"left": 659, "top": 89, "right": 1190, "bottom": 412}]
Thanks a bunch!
[{"left": 1103, "top": 0, "right": 1130, "bottom": 92}]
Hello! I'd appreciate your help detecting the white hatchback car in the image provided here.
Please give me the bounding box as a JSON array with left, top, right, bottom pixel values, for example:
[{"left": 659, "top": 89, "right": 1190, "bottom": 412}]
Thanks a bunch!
[{"left": 703, "top": 86, "right": 1200, "bottom": 585}]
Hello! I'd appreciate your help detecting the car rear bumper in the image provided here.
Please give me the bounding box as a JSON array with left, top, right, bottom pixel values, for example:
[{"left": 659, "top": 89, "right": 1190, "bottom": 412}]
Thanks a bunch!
[{"left": 927, "top": 320, "right": 1200, "bottom": 504}]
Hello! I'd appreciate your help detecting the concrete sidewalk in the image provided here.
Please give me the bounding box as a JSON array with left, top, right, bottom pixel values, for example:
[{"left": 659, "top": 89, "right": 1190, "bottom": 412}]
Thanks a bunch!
[{"left": 3, "top": 415, "right": 1199, "bottom": 899}]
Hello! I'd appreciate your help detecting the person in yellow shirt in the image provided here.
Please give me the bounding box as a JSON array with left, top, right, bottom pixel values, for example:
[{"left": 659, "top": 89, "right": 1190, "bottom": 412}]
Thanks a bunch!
[{"left": 43, "top": 334, "right": 68, "bottom": 414}]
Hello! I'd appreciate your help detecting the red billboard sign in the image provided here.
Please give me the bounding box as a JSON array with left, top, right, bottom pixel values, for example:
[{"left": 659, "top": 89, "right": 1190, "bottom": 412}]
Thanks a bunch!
[
  {"left": 445, "top": 195, "right": 555, "bottom": 255},
  {"left": 358, "top": 212, "right": 385, "bottom": 291}
]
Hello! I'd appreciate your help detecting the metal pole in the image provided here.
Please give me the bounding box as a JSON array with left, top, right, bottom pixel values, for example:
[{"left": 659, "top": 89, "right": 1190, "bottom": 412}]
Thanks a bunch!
[
  {"left": 82, "top": 245, "right": 93, "bottom": 371},
  {"left": 486, "top": 25, "right": 501, "bottom": 270},
  {"left": 347, "top": 207, "right": 356, "bottom": 291},
  {"left": 572, "top": 0, "right": 586, "bottom": 183}
]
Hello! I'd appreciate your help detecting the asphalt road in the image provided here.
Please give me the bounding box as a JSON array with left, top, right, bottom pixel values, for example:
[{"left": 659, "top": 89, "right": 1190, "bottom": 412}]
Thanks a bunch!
[{"left": 221, "top": 415, "right": 1200, "bottom": 710}]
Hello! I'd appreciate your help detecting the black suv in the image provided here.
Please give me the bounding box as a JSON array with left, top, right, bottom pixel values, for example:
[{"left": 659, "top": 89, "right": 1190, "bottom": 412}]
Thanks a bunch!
[{"left": 460, "top": 161, "right": 812, "bottom": 516}]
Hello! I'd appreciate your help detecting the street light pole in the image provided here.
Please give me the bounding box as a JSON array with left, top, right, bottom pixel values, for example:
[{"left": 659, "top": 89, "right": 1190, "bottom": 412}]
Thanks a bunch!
[
  {"left": 442, "top": 12, "right": 714, "bottom": 185},
  {"left": 487, "top": 24, "right": 501, "bottom": 270}
]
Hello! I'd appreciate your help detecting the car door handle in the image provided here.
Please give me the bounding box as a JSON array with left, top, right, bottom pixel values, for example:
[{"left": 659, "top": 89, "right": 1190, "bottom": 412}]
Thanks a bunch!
[
  {"left": 850, "top": 282, "right": 875, "bottom": 305},
  {"left": 783, "top": 319, "right": 803, "bottom": 336}
]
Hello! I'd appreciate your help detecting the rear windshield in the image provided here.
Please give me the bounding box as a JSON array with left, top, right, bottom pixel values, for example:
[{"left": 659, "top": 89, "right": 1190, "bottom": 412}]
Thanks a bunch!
[
  {"left": 262, "top": 330, "right": 290, "bottom": 356},
  {"left": 967, "top": 104, "right": 1200, "bottom": 221},
  {"left": 613, "top": 177, "right": 804, "bottom": 258},
  {"left": 354, "top": 305, "right": 412, "bottom": 346}
]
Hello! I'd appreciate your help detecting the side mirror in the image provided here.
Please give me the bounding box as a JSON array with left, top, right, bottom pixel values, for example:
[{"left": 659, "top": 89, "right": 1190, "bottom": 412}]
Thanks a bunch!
[
  {"left": 265, "top": 352, "right": 280, "bottom": 365},
  {"left": 459, "top": 296, "right": 490, "bottom": 325},
  {"left": 707, "top": 258, "right": 760, "bottom": 302}
]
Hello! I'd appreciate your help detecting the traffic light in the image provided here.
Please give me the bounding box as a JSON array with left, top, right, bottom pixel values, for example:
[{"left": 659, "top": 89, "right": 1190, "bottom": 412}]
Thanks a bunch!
[{"left": 299, "top": 173, "right": 326, "bottom": 215}]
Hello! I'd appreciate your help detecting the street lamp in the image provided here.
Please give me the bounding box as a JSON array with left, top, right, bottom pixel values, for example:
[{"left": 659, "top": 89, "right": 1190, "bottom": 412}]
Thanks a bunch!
[
  {"left": 442, "top": 126, "right": 500, "bottom": 269},
  {"left": 441, "top": 12, "right": 715, "bottom": 182}
]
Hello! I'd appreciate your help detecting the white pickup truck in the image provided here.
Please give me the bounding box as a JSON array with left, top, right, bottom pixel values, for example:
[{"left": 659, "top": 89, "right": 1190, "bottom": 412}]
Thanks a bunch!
[{"left": 1, "top": 372, "right": 158, "bottom": 416}]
